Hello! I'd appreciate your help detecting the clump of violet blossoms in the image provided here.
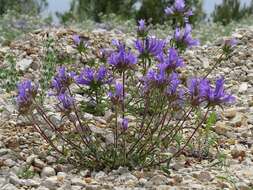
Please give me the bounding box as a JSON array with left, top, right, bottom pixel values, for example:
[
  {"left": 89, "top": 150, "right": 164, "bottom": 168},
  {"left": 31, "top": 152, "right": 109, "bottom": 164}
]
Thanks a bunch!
[
  {"left": 173, "top": 24, "right": 200, "bottom": 51},
  {"left": 72, "top": 34, "right": 89, "bottom": 54},
  {"left": 16, "top": 0, "right": 236, "bottom": 170},
  {"left": 165, "top": 0, "right": 193, "bottom": 26}
]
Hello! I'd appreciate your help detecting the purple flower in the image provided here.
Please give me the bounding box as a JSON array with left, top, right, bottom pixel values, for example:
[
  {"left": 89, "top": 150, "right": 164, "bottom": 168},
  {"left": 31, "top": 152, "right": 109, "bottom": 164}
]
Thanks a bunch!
[
  {"left": 164, "top": 71, "right": 186, "bottom": 109},
  {"left": 185, "top": 9, "right": 193, "bottom": 17},
  {"left": 111, "top": 39, "right": 124, "bottom": 50},
  {"left": 51, "top": 67, "right": 74, "bottom": 95},
  {"left": 17, "top": 80, "right": 38, "bottom": 114},
  {"left": 143, "top": 65, "right": 181, "bottom": 93},
  {"left": 174, "top": 0, "right": 185, "bottom": 12},
  {"left": 205, "top": 77, "right": 235, "bottom": 106},
  {"left": 137, "top": 19, "right": 148, "bottom": 37},
  {"left": 108, "top": 82, "right": 123, "bottom": 104},
  {"left": 224, "top": 38, "right": 237, "bottom": 47},
  {"left": 223, "top": 38, "right": 237, "bottom": 53},
  {"left": 121, "top": 118, "right": 129, "bottom": 130},
  {"left": 108, "top": 43, "right": 137, "bottom": 72},
  {"left": 157, "top": 48, "right": 184, "bottom": 72},
  {"left": 72, "top": 34, "right": 81, "bottom": 45},
  {"left": 144, "top": 69, "right": 167, "bottom": 90},
  {"left": 138, "top": 19, "right": 146, "bottom": 32},
  {"left": 174, "top": 24, "right": 200, "bottom": 49},
  {"left": 187, "top": 77, "right": 235, "bottom": 107},
  {"left": 165, "top": 0, "right": 193, "bottom": 18},
  {"left": 170, "top": 88, "right": 186, "bottom": 109},
  {"left": 75, "top": 66, "right": 112, "bottom": 87},
  {"left": 166, "top": 72, "right": 181, "bottom": 96},
  {"left": 187, "top": 77, "right": 209, "bottom": 106},
  {"left": 135, "top": 37, "right": 166, "bottom": 57},
  {"left": 165, "top": 7, "right": 174, "bottom": 15},
  {"left": 98, "top": 48, "right": 114, "bottom": 60},
  {"left": 72, "top": 34, "right": 89, "bottom": 52},
  {"left": 57, "top": 93, "right": 74, "bottom": 112}
]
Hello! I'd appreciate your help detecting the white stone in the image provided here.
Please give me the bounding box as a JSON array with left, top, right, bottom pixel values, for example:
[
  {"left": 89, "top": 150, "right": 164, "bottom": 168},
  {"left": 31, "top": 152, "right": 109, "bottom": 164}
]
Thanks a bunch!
[
  {"left": 94, "top": 171, "right": 107, "bottom": 180},
  {"left": 1, "top": 183, "right": 18, "bottom": 190},
  {"left": 239, "top": 82, "right": 248, "bottom": 93},
  {"left": 26, "top": 154, "right": 38, "bottom": 164},
  {"left": 149, "top": 174, "right": 169, "bottom": 185},
  {"left": 70, "top": 177, "right": 86, "bottom": 187},
  {"left": 0, "top": 148, "right": 9, "bottom": 156},
  {"left": 34, "top": 158, "right": 46, "bottom": 169},
  {"left": 40, "top": 176, "right": 58, "bottom": 190},
  {"left": 16, "top": 58, "right": 33, "bottom": 72},
  {"left": 116, "top": 173, "right": 138, "bottom": 183},
  {"left": 41, "top": 167, "right": 56, "bottom": 178}
]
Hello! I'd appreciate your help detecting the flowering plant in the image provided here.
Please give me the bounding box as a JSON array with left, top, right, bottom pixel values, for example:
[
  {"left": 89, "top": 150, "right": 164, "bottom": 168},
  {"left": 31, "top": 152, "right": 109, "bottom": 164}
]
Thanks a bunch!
[{"left": 16, "top": 0, "right": 236, "bottom": 170}]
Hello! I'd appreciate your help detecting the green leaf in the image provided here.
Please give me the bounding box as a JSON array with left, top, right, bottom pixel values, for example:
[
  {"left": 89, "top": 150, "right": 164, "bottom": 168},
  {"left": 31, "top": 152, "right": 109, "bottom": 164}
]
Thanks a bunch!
[{"left": 206, "top": 111, "right": 217, "bottom": 130}]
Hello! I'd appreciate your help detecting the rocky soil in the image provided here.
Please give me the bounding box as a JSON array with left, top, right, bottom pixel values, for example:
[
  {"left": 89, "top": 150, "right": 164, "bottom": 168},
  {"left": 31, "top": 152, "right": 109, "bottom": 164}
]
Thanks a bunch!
[{"left": 0, "top": 26, "right": 253, "bottom": 190}]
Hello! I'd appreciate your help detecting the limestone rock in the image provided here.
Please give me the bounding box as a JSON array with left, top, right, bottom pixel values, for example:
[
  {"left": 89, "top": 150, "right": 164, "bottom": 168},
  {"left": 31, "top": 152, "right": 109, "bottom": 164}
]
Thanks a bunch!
[
  {"left": 41, "top": 167, "right": 56, "bottom": 178},
  {"left": 16, "top": 58, "right": 33, "bottom": 72}
]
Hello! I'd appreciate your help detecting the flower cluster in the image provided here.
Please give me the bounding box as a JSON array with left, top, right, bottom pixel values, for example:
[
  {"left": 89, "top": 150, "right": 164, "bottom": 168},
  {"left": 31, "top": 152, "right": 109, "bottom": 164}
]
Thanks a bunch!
[
  {"left": 137, "top": 19, "right": 148, "bottom": 37},
  {"left": 187, "top": 77, "right": 235, "bottom": 107},
  {"left": 222, "top": 38, "right": 237, "bottom": 54},
  {"left": 187, "top": 77, "right": 210, "bottom": 106},
  {"left": 205, "top": 77, "right": 235, "bottom": 106},
  {"left": 17, "top": 80, "right": 38, "bottom": 114},
  {"left": 173, "top": 24, "right": 199, "bottom": 50},
  {"left": 157, "top": 48, "right": 184, "bottom": 72},
  {"left": 57, "top": 92, "right": 74, "bottom": 113},
  {"left": 135, "top": 37, "right": 166, "bottom": 57},
  {"left": 165, "top": 0, "right": 193, "bottom": 25},
  {"left": 143, "top": 67, "right": 181, "bottom": 94},
  {"left": 108, "top": 82, "right": 123, "bottom": 104},
  {"left": 51, "top": 67, "right": 75, "bottom": 95},
  {"left": 108, "top": 42, "right": 137, "bottom": 72},
  {"left": 50, "top": 67, "right": 75, "bottom": 113},
  {"left": 72, "top": 34, "right": 89, "bottom": 53},
  {"left": 75, "top": 66, "right": 112, "bottom": 89},
  {"left": 121, "top": 118, "right": 129, "bottom": 130}
]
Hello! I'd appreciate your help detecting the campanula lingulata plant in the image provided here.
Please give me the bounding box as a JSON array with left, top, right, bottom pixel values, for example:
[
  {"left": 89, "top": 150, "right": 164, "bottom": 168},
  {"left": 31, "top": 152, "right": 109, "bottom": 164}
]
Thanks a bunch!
[{"left": 17, "top": 0, "right": 237, "bottom": 170}]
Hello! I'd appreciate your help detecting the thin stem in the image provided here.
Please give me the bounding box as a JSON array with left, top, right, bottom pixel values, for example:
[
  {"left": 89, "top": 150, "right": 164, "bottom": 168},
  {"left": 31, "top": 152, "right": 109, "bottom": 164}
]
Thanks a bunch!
[
  {"left": 138, "top": 96, "right": 149, "bottom": 138},
  {"left": 161, "top": 107, "right": 194, "bottom": 145},
  {"left": 139, "top": 107, "right": 172, "bottom": 158},
  {"left": 115, "top": 107, "right": 118, "bottom": 149},
  {"left": 142, "top": 56, "right": 147, "bottom": 75},
  {"left": 156, "top": 108, "right": 210, "bottom": 166},
  {"left": 173, "top": 109, "right": 210, "bottom": 158},
  {"left": 35, "top": 106, "right": 82, "bottom": 150},
  {"left": 137, "top": 103, "right": 169, "bottom": 155},
  {"left": 113, "top": 106, "right": 118, "bottom": 167},
  {"left": 29, "top": 115, "right": 80, "bottom": 166},
  {"left": 27, "top": 115, "right": 64, "bottom": 155},
  {"left": 204, "top": 53, "right": 225, "bottom": 79},
  {"left": 67, "top": 87, "right": 92, "bottom": 137},
  {"left": 126, "top": 112, "right": 156, "bottom": 156},
  {"left": 34, "top": 104, "right": 97, "bottom": 160},
  {"left": 95, "top": 88, "right": 101, "bottom": 105},
  {"left": 67, "top": 114, "right": 89, "bottom": 147},
  {"left": 34, "top": 100, "right": 85, "bottom": 147},
  {"left": 122, "top": 71, "right": 125, "bottom": 117},
  {"left": 122, "top": 71, "right": 127, "bottom": 165},
  {"left": 127, "top": 98, "right": 162, "bottom": 156}
]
